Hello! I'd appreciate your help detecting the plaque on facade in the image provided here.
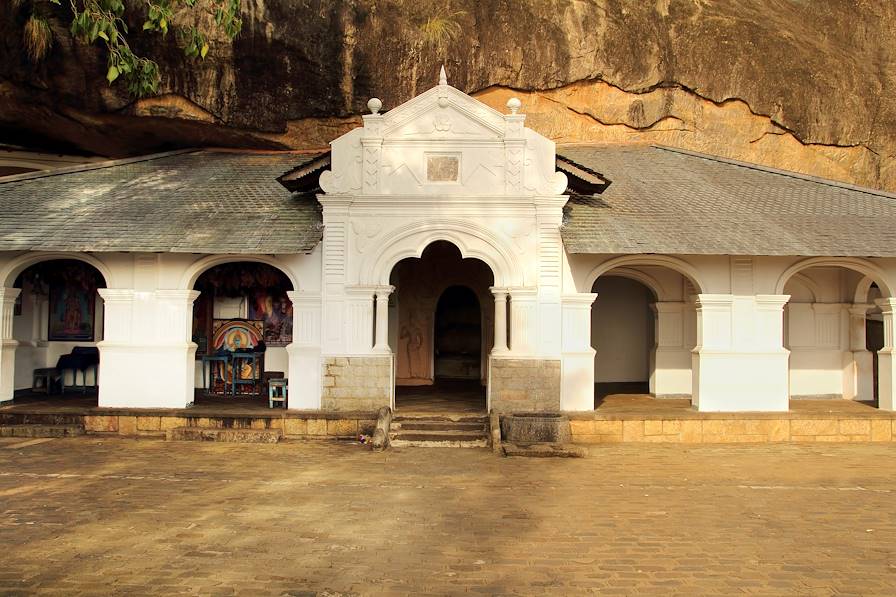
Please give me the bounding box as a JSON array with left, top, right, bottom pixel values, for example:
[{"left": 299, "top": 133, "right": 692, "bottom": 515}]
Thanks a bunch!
[{"left": 426, "top": 154, "right": 460, "bottom": 182}]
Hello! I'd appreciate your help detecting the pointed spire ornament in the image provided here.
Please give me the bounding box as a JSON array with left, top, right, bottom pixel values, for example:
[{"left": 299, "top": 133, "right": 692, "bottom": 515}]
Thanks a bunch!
[{"left": 439, "top": 65, "right": 448, "bottom": 86}]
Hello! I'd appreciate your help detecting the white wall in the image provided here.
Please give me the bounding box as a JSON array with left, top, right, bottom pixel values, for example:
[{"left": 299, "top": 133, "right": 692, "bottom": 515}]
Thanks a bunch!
[{"left": 591, "top": 276, "right": 653, "bottom": 383}]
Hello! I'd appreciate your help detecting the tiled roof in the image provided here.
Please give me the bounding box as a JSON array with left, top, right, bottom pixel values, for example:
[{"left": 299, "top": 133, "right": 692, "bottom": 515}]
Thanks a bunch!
[
  {"left": 0, "top": 149, "right": 323, "bottom": 254},
  {"left": 558, "top": 145, "right": 896, "bottom": 257}
]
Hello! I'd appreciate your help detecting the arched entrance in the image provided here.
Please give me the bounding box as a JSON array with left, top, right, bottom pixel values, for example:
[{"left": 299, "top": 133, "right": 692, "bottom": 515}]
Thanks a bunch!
[
  {"left": 10, "top": 258, "right": 107, "bottom": 400},
  {"left": 588, "top": 261, "right": 700, "bottom": 408},
  {"left": 780, "top": 262, "right": 893, "bottom": 406},
  {"left": 390, "top": 241, "right": 493, "bottom": 413},
  {"left": 191, "top": 261, "right": 294, "bottom": 404}
]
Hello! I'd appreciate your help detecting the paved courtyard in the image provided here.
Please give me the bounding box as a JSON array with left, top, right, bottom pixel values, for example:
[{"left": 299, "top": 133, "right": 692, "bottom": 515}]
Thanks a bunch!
[{"left": 1, "top": 437, "right": 895, "bottom": 596}]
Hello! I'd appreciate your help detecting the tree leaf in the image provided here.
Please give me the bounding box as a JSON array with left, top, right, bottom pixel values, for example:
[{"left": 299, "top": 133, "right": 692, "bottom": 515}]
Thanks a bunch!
[
  {"left": 106, "top": 65, "right": 119, "bottom": 83},
  {"left": 97, "top": 31, "right": 109, "bottom": 41},
  {"left": 200, "top": 43, "right": 209, "bottom": 58}
]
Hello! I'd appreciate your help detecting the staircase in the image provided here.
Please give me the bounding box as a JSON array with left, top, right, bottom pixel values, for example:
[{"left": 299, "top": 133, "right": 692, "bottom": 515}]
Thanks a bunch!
[{"left": 390, "top": 414, "right": 489, "bottom": 448}]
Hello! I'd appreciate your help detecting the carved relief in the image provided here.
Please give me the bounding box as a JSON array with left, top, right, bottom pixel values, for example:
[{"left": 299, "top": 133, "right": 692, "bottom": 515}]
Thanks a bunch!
[{"left": 351, "top": 221, "right": 382, "bottom": 254}]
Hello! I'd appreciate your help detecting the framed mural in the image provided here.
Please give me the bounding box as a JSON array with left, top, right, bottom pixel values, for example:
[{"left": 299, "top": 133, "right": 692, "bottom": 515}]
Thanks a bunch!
[
  {"left": 48, "top": 264, "right": 98, "bottom": 341},
  {"left": 248, "top": 289, "right": 293, "bottom": 346}
]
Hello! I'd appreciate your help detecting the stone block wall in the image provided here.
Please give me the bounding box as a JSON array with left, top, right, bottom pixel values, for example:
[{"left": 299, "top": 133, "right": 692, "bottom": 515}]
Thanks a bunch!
[
  {"left": 490, "top": 358, "right": 561, "bottom": 413},
  {"left": 321, "top": 356, "right": 392, "bottom": 411}
]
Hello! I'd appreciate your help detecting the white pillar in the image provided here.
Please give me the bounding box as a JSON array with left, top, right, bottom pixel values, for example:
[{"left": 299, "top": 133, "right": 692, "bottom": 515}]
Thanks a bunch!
[
  {"left": 651, "top": 301, "right": 692, "bottom": 398},
  {"left": 692, "top": 294, "right": 790, "bottom": 412},
  {"left": 97, "top": 289, "right": 199, "bottom": 409},
  {"left": 0, "top": 287, "right": 21, "bottom": 404},
  {"left": 286, "top": 290, "right": 322, "bottom": 410},
  {"left": 491, "top": 287, "right": 509, "bottom": 354},
  {"left": 847, "top": 304, "right": 873, "bottom": 401},
  {"left": 560, "top": 293, "right": 597, "bottom": 411},
  {"left": 508, "top": 287, "right": 537, "bottom": 355},
  {"left": 373, "top": 286, "right": 394, "bottom": 353},
  {"left": 876, "top": 298, "right": 896, "bottom": 411}
]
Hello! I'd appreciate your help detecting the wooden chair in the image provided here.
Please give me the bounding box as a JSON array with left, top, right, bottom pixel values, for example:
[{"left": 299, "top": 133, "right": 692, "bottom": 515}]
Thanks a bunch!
[{"left": 269, "top": 378, "right": 288, "bottom": 408}]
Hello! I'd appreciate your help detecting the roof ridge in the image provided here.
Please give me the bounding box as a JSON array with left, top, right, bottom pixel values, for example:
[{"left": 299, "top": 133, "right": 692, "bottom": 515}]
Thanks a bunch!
[
  {"left": 0, "top": 148, "right": 200, "bottom": 185},
  {"left": 652, "top": 144, "right": 896, "bottom": 200}
]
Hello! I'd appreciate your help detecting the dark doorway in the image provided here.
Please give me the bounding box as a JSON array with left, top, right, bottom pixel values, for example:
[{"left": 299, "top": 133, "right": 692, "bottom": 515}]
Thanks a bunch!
[
  {"left": 434, "top": 286, "right": 482, "bottom": 381},
  {"left": 868, "top": 319, "right": 884, "bottom": 403}
]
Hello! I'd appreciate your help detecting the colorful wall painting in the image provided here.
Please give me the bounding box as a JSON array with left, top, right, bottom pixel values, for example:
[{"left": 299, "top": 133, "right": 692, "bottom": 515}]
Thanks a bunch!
[
  {"left": 48, "top": 265, "right": 98, "bottom": 341},
  {"left": 248, "top": 290, "right": 293, "bottom": 346}
]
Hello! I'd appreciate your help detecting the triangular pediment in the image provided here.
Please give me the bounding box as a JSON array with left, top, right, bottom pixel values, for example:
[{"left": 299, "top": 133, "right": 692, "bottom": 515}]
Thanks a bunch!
[{"left": 382, "top": 85, "right": 507, "bottom": 141}]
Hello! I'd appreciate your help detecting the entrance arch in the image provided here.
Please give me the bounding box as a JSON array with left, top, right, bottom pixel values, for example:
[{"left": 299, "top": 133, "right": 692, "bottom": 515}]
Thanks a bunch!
[
  {"left": 590, "top": 263, "right": 699, "bottom": 407},
  {"left": 9, "top": 258, "right": 108, "bottom": 399},
  {"left": 780, "top": 261, "right": 894, "bottom": 406},
  {"left": 390, "top": 241, "right": 494, "bottom": 413},
  {"left": 190, "top": 261, "right": 295, "bottom": 403}
]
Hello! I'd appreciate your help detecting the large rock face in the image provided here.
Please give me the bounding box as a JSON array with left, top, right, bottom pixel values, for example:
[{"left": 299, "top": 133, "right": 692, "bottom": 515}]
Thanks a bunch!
[{"left": 2, "top": 0, "right": 895, "bottom": 191}]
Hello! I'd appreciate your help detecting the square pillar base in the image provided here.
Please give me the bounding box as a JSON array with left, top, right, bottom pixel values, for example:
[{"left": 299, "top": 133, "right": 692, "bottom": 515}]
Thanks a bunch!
[
  {"left": 320, "top": 355, "right": 392, "bottom": 412},
  {"left": 693, "top": 349, "right": 790, "bottom": 412},
  {"left": 489, "top": 357, "right": 561, "bottom": 413},
  {"left": 98, "top": 342, "right": 197, "bottom": 409}
]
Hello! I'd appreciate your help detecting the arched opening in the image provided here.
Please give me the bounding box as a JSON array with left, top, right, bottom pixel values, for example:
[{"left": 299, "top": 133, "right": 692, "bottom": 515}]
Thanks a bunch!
[
  {"left": 390, "top": 241, "right": 494, "bottom": 413},
  {"left": 590, "top": 267, "right": 698, "bottom": 409},
  {"left": 191, "top": 262, "right": 294, "bottom": 406},
  {"left": 11, "top": 259, "right": 107, "bottom": 402},
  {"left": 782, "top": 265, "right": 888, "bottom": 407}
]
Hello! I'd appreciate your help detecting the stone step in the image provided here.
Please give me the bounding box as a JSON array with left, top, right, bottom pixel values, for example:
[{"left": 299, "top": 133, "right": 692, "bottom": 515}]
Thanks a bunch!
[
  {"left": 391, "top": 436, "right": 489, "bottom": 449},
  {"left": 390, "top": 427, "right": 489, "bottom": 448},
  {"left": 0, "top": 424, "right": 85, "bottom": 438},
  {"left": 394, "top": 420, "right": 486, "bottom": 432},
  {"left": 166, "top": 427, "right": 282, "bottom": 443},
  {"left": 393, "top": 414, "right": 488, "bottom": 424}
]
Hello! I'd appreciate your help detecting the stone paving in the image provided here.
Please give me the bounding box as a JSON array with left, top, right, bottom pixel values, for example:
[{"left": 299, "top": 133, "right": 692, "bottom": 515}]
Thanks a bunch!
[{"left": 1, "top": 437, "right": 896, "bottom": 596}]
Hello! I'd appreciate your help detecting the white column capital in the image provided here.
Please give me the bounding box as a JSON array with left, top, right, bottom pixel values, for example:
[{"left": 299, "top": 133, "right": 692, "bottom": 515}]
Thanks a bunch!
[
  {"left": 286, "top": 290, "right": 321, "bottom": 306},
  {"left": 489, "top": 286, "right": 510, "bottom": 299},
  {"left": 0, "top": 287, "right": 21, "bottom": 305},
  {"left": 562, "top": 293, "right": 597, "bottom": 307},
  {"left": 154, "top": 289, "right": 201, "bottom": 303},
  {"left": 849, "top": 303, "right": 873, "bottom": 317},
  {"left": 651, "top": 301, "right": 686, "bottom": 314},
  {"left": 374, "top": 285, "right": 395, "bottom": 300},
  {"left": 875, "top": 297, "right": 896, "bottom": 314},
  {"left": 694, "top": 294, "right": 735, "bottom": 310},
  {"left": 506, "top": 286, "right": 537, "bottom": 299},
  {"left": 755, "top": 294, "right": 791, "bottom": 311},
  {"left": 97, "top": 288, "right": 136, "bottom": 303}
]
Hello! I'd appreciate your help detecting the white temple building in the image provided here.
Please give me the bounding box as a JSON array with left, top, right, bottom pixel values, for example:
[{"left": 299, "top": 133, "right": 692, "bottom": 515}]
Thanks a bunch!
[{"left": 1, "top": 69, "right": 895, "bottom": 415}]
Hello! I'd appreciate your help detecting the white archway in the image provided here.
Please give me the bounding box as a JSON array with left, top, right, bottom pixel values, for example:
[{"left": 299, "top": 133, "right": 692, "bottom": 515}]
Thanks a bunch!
[
  {"left": 2, "top": 252, "right": 113, "bottom": 288},
  {"left": 583, "top": 255, "right": 706, "bottom": 296},
  {"left": 361, "top": 221, "right": 522, "bottom": 288},
  {"left": 775, "top": 257, "right": 893, "bottom": 297},
  {"left": 180, "top": 254, "right": 300, "bottom": 291},
  {"left": 590, "top": 267, "right": 664, "bottom": 300}
]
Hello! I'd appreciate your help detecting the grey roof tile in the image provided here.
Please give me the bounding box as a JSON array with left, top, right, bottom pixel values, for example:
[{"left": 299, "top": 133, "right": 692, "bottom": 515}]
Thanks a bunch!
[
  {"left": 0, "top": 149, "right": 323, "bottom": 254},
  {"left": 558, "top": 145, "right": 896, "bottom": 256}
]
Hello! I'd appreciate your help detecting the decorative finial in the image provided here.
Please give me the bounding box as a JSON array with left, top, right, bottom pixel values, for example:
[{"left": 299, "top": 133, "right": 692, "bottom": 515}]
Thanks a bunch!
[
  {"left": 439, "top": 65, "right": 448, "bottom": 86},
  {"left": 367, "top": 97, "right": 382, "bottom": 115},
  {"left": 506, "top": 97, "right": 521, "bottom": 114}
]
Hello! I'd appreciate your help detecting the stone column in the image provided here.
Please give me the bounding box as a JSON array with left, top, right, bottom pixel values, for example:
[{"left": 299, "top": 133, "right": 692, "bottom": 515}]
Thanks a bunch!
[
  {"left": 560, "top": 293, "right": 597, "bottom": 411},
  {"left": 491, "top": 287, "right": 509, "bottom": 354},
  {"left": 373, "top": 286, "right": 394, "bottom": 353},
  {"left": 286, "top": 290, "right": 322, "bottom": 409},
  {"left": 847, "top": 304, "right": 873, "bottom": 401},
  {"left": 876, "top": 298, "right": 896, "bottom": 411},
  {"left": 0, "top": 287, "right": 21, "bottom": 404}
]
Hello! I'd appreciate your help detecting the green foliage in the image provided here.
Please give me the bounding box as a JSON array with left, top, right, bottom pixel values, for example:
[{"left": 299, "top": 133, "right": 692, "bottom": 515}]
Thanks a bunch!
[
  {"left": 419, "top": 9, "right": 465, "bottom": 53},
  {"left": 18, "top": 0, "right": 243, "bottom": 97}
]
